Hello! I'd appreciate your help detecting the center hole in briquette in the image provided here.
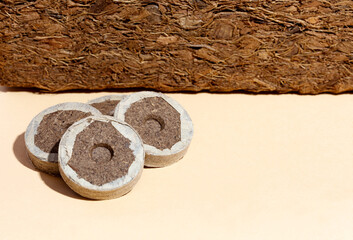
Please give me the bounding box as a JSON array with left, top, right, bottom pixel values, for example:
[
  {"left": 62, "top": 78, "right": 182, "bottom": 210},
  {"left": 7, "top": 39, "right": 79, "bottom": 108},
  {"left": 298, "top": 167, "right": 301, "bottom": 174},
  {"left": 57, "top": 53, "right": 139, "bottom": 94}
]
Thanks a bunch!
[
  {"left": 144, "top": 115, "right": 165, "bottom": 132},
  {"left": 90, "top": 143, "right": 114, "bottom": 164}
]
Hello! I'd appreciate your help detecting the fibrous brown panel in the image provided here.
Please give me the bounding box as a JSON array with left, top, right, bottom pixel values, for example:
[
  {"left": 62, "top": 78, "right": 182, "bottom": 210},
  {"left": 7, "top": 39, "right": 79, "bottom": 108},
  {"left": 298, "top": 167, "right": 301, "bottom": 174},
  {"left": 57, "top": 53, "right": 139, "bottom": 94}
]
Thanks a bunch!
[{"left": 0, "top": 0, "right": 352, "bottom": 93}]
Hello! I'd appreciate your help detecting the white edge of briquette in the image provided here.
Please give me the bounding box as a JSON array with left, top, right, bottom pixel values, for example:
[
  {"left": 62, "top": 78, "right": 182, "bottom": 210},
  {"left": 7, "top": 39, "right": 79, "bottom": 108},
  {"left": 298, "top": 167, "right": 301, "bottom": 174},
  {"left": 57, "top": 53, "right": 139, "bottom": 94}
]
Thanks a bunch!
[{"left": 87, "top": 94, "right": 126, "bottom": 105}]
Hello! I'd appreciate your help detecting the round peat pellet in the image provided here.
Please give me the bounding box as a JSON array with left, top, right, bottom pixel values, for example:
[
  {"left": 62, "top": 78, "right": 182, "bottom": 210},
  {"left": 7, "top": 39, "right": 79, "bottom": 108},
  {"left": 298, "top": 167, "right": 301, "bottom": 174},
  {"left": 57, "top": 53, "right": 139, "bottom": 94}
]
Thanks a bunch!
[
  {"left": 25, "top": 102, "right": 101, "bottom": 175},
  {"left": 87, "top": 94, "right": 126, "bottom": 116},
  {"left": 58, "top": 115, "right": 144, "bottom": 200},
  {"left": 114, "top": 91, "right": 193, "bottom": 167}
]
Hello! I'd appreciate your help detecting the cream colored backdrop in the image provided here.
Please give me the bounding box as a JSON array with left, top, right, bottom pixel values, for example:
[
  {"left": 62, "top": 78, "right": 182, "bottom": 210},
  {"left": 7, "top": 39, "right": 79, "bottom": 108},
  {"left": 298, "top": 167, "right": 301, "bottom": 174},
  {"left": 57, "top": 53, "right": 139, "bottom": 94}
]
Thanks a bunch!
[{"left": 0, "top": 88, "right": 352, "bottom": 240}]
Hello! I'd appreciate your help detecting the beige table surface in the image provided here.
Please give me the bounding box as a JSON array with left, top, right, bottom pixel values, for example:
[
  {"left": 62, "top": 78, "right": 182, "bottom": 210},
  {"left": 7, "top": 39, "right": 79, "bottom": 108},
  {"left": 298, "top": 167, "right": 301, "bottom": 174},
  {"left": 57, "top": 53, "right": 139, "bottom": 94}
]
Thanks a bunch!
[{"left": 0, "top": 87, "right": 352, "bottom": 240}]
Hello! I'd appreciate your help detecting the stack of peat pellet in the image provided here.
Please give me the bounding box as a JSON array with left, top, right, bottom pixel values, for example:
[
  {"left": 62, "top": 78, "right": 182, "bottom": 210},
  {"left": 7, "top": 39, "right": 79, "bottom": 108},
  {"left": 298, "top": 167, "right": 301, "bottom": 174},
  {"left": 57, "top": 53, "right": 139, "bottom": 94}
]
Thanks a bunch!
[
  {"left": 1, "top": 0, "right": 352, "bottom": 94},
  {"left": 24, "top": 92, "right": 194, "bottom": 199}
]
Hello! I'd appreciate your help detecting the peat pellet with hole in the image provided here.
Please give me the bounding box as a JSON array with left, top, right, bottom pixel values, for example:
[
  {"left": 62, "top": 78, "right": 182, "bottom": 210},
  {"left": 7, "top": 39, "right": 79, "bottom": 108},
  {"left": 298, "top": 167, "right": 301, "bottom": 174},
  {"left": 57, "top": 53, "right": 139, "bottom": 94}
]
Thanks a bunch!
[
  {"left": 87, "top": 95, "right": 126, "bottom": 116},
  {"left": 25, "top": 103, "right": 101, "bottom": 175},
  {"left": 115, "top": 91, "right": 193, "bottom": 167},
  {"left": 58, "top": 116, "right": 144, "bottom": 200}
]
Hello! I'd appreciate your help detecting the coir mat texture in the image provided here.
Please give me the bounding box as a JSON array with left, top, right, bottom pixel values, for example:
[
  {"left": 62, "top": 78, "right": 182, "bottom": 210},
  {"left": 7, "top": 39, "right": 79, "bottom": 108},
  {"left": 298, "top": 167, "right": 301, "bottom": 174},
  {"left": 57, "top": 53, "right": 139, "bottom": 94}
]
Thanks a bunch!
[{"left": 0, "top": 0, "right": 352, "bottom": 94}]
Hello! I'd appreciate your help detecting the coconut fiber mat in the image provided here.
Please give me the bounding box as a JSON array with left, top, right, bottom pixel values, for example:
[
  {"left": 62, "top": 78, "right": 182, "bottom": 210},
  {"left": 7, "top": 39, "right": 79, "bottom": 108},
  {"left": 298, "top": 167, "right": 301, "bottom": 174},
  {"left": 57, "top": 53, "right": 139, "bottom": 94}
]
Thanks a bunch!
[{"left": 0, "top": 0, "right": 352, "bottom": 93}]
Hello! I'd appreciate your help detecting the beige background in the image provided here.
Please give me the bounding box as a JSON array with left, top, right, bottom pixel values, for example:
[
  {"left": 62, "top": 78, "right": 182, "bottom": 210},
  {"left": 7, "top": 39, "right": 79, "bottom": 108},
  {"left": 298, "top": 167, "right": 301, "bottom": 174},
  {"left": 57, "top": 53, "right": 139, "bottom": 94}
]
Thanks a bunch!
[{"left": 0, "top": 87, "right": 352, "bottom": 240}]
